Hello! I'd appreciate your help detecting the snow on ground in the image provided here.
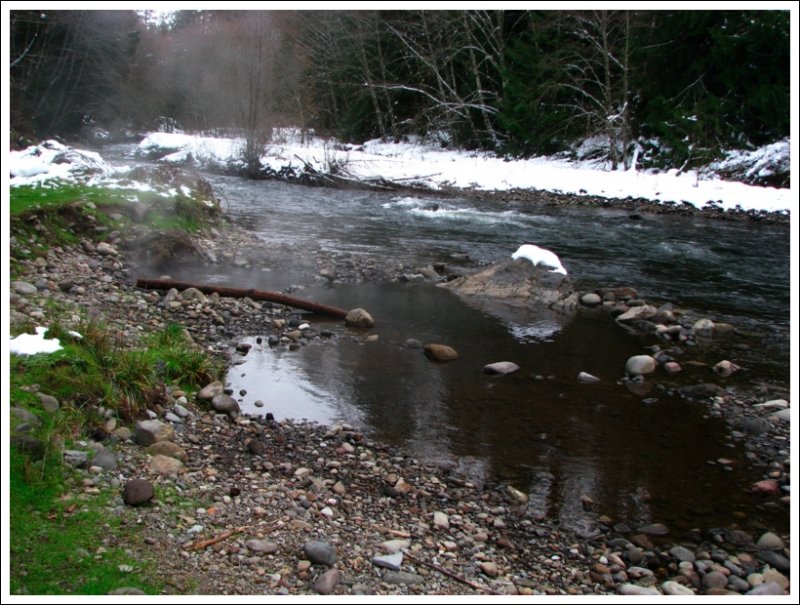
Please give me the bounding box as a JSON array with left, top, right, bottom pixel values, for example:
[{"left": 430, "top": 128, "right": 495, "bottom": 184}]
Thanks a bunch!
[
  {"left": 512, "top": 244, "right": 568, "bottom": 275},
  {"left": 136, "top": 131, "right": 792, "bottom": 214},
  {"left": 9, "top": 327, "right": 63, "bottom": 356},
  {"left": 9, "top": 140, "right": 120, "bottom": 187}
]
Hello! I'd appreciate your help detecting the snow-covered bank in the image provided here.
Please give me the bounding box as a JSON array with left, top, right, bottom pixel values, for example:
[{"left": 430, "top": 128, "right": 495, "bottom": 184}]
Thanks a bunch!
[
  {"left": 9, "top": 140, "right": 120, "bottom": 186},
  {"left": 137, "top": 131, "right": 791, "bottom": 214}
]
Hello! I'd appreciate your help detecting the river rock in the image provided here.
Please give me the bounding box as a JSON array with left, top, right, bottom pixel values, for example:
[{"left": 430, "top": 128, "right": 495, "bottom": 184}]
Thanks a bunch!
[
  {"left": 703, "top": 571, "right": 729, "bottom": 590},
  {"left": 758, "top": 551, "right": 790, "bottom": 573},
  {"left": 625, "top": 355, "right": 657, "bottom": 376},
  {"left": 246, "top": 539, "right": 278, "bottom": 554},
  {"left": 63, "top": 450, "right": 89, "bottom": 468},
  {"left": 211, "top": 394, "right": 240, "bottom": 416},
  {"left": 149, "top": 454, "right": 183, "bottom": 476},
  {"left": 669, "top": 546, "right": 696, "bottom": 562},
  {"left": 662, "top": 581, "right": 695, "bottom": 595},
  {"left": 403, "top": 338, "right": 422, "bottom": 349},
  {"left": 304, "top": 541, "right": 337, "bottom": 566},
  {"left": 135, "top": 419, "right": 174, "bottom": 446},
  {"left": 616, "top": 304, "right": 657, "bottom": 323},
  {"left": 440, "top": 257, "right": 578, "bottom": 311},
  {"left": 432, "top": 511, "right": 449, "bottom": 529},
  {"left": 618, "top": 585, "right": 661, "bottom": 596},
  {"left": 37, "top": 393, "right": 60, "bottom": 413},
  {"left": 693, "top": 318, "right": 715, "bottom": 336},
  {"left": 345, "top": 308, "right": 374, "bottom": 328},
  {"left": 382, "top": 570, "right": 424, "bottom": 585},
  {"left": 123, "top": 479, "right": 154, "bottom": 506},
  {"left": 12, "top": 281, "right": 39, "bottom": 296},
  {"left": 147, "top": 440, "right": 188, "bottom": 463},
  {"left": 755, "top": 532, "right": 784, "bottom": 551},
  {"left": 713, "top": 360, "right": 740, "bottom": 377},
  {"left": 580, "top": 292, "right": 602, "bottom": 307},
  {"left": 746, "top": 582, "right": 786, "bottom": 596},
  {"left": 482, "top": 361, "right": 520, "bottom": 375},
  {"left": 751, "top": 479, "right": 780, "bottom": 495},
  {"left": 11, "top": 407, "right": 41, "bottom": 428},
  {"left": 506, "top": 485, "right": 529, "bottom": 504},
  {"left": 424, "top": 344, "right": 459, "bottom": 362},
  {"left": 637, "top": 523, "right": 669, "bottom": 536},
  {"left": 313, "top": 568, "right": 342, "bottom": 595},
  {"left": 577, "top": 371, "right": 600, "bottom": 383},
  {"left": 664, "top": 361, "right": 682, "bottom": 375},
  {"left": 373, "top": 552, "right": 403, "bottom": 571},
  {"left": 181, "top": 287, "right": 206, "bottom": 302},
  {"left": 380, "top": 539, "right": 410, "bottom": 554},
  {"left": 96, "top": 242, "right": 118, "bottom": 256},
  {"left": 92, "top": 447, "right": 117, "bottom": 470},
  {"left": 197, "top": 381, "right": 224, "bottom": 401}
]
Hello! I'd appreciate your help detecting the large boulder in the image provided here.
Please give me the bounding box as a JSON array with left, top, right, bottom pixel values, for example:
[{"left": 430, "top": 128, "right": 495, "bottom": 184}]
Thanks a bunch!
[{"left": 440, "top": 258, "right": 577, "bottom": 312}]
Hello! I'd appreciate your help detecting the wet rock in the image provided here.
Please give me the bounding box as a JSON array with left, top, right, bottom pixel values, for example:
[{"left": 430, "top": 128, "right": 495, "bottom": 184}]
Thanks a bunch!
[
  {"left": 423, "top": 344, "right": 459, "bottom": 362},
  {"left": 135, "top": 419, "right": 174, "bottom": 446},
  {"left": 345, "top": 308, "right": 375, "bottom": 328},
  {"left": 211, "top": 394, "right": 240, "bottom": 416},
  {"left": 713, "top": 360, "right": 740, "bottom": 377},
  {"left": 506, "top": 485, "right": 529, "bottom": 504},
  {"left": 197, "top": 381, "right": 224, "bottom": 401},
  {"left": 146, "top": 441, "right": 188, "bottom": 463},
  {"left": 149, "top": 454, "right": 183, "bottom": 476},
  {"left": 246, "top": 539, "right": 278, "bottom": 554},
  {"left": 313, "top": 568, "right": 341, "bottom": 595},
  {"left": 123, "top": 479, "right": 154, "bottom": 506},
  {"left": 625, "top": 355, "right": 657, "bottom": 376},
  {"left": 663, "top": 361, "right": 682, "bottom": 375},
  {"left": 580, "top": 292, "right": 602, "bottom": 307},
  {"left": 693, "top": 318, "right": 715, "bottom": 336},
  {"left": 373, "top": 552, "right": 403, "bottom": 571},
  {"left": 37, "top": 393, "right": 60, "bottom": 413},
  {"left": 616, "top": 304, "right": 657, "bottom": 323},
  {"left": 577, "top": 371, "right": 600, "bottom": 383},
  {"left": 236, "top": 342, "right": 252, "bottom": 354},
  {"left": 662, "top": 581, "right": 694, "bottom": 595},
  {"left": 403, "top": 338, "right": 422, "bottom": 349},
  {"left": 482, "top": 361, "right": 520, "bottom": 375},
  {"left": 703, "top": 571, "right": 729, "bottom": 590},
  {"left": 751, "top": 479, "right": 780, "bottom": 495},
  {"left": 755, "top": 532, "right": 784, "bottom": 551},
  {"left": 382, "top": 570, "right": 424, "bottom": 586},
  {"left": 304, "top": 541, "right": 337, "bottom": 566}
]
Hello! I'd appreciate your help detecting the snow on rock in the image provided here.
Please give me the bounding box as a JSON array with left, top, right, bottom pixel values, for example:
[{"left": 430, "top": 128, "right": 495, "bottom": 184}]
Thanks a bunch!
[
  {"left": 511, "top": 244, "right": 568, "bottom": 276},
  {"left": 10, "top": 140, "right": 117, "bottom": 186},
  {"left": 138, "top": 132, "right": 242, "bottom": 170},
  {"left": 9, "top": 327, "right": 63, "bottom": 355},
  {"left": 703, "top": 139, "right": 790, "bottom": 187}
]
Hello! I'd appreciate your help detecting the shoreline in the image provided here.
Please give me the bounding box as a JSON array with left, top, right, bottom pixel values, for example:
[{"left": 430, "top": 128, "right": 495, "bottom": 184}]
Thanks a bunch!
[{"left": 8, "top": 179, "right": 791, "bottom": 596}]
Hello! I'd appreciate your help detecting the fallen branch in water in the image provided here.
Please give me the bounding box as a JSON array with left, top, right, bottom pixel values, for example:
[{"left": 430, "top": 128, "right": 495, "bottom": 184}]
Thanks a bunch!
[{"left": 135, "top": 278, "right": 348, "bottom": 319}]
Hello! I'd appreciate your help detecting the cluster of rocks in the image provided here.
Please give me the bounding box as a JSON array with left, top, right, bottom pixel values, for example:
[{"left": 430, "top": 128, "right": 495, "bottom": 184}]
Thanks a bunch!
[{"left": 44, "top": 390, "right": 791, "bottom": 596}]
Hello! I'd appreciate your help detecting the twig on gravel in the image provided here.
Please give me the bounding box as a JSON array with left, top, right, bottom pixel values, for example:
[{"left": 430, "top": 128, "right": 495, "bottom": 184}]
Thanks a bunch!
[{"left": 404, "top": 551, "right": 499, "bottom": 595}]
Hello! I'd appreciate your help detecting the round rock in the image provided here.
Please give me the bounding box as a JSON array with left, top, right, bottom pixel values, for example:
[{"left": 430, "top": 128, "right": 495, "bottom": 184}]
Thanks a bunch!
[
  {"left": 482, "top": 361, "right": 520, "bottom": 375},
  {"left": 197, "top": 381, "right": 225, "bottom": 401},
  {"left": 123, "top": 479, "right": 154, "bottom": 506},
  {"left": 423, "top": 343, "right": 459, "bottom": 362},
  {"left": 313, "top": 568, "right": 342, "bottom": 595},
  {"left": 580, "top": 293, "right": 602, "bottom": 307},
  {"left": 303, "top": 541, "right": 337, "bottom": 566},
  {"left": 755, "top": 532, "right": 784, "bottom": 551},
  {"left": 345, "top": 308, "right": 375, "bottom": 328},
  {"left": 211, "top": 394, "right": 240, "bottom": 416},
  {"left": 626, "top": 355, "right": 657, "bottom": 376}
]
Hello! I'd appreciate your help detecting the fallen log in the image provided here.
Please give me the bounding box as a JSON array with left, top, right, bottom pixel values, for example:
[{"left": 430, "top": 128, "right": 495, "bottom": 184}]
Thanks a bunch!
[{"left": 136, "top": 278, "right": 348, "bottom": 319}]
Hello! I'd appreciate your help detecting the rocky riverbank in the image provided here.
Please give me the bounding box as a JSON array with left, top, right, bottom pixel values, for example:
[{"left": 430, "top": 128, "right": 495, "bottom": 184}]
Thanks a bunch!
[{"left": 9, "top": 191, "right": 791, "bottom": 596}]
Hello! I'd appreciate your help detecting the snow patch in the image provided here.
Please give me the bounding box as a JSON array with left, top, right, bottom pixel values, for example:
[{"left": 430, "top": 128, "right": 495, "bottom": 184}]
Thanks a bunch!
[
  {"left": 10, "top": 327, "right": 63, "bottom": 355},
  {"left": 512, "top": 244, "right": 568, "bottom": 276},
  {"left": 10, "top": 140, "right": 118, "bottom": 187}
]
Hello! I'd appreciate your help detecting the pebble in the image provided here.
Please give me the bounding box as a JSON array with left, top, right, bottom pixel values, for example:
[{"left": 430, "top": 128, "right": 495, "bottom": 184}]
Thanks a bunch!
[
  {"left": 423, "top": 343, "right": 459, "bottom": 362},
  {"left": 482, "top": 361, "right": 520, "bottom": 375},
  {"left": 432, "top": 511, "right": 449, "bottom": 529},
  {"left": 746, "top": 582, "right": 785, "bottom": 596},
  {"left": 755, "top": 531, "right": 784, "bottom": 551},
  {"left": 303, "top": 541, "right": 337, "bottom": 566},
  {"left": 661, "top": 580, "right": 694, "bottom": 595},
  {"left": 372, "top": 552, "right": 403, "bottom": 571},
  {"left": 123, "top": 479, "right": 154, "bottom": 506},
  {"left": 577, "top": 372, "right": 600, "bottom": 383},
  {"left": 618, "top": 585, "right": 661, "bottom": 596},
  {"left": 382, "top": 570, "right": 424, "bottom": 586},
  {"left": 246, "top": 539, "right": 278, "bottom": 554},
  {"left": 313, "top": 568, "right": 341, "bottom": 595}
]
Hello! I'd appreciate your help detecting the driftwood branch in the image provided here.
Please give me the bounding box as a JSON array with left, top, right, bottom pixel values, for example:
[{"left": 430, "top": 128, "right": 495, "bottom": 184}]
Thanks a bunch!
[
  {"left": 187, "top": 528, "right": 240, "bottom": 551},
  {"left": 136, "top": 278, "right": 348, "bottom": 319},
  {"left": 403, "top": 551, "right": 499, "bottom": 595}
]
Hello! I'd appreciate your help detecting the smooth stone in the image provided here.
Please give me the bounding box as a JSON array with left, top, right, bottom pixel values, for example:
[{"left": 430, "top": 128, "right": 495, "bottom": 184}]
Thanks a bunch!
[
  {"left": 758, "top": 551, "right": 790, "bottom": 573},
  {"left": 637, "top": 523, "right": 668, "bottom": 536},
  {"left": 480, "top": 561, "right": 499, "bottom": 578},
  {"left": 751, "top": 479, "right": 780, "bottom": 494},
  {"left": 746, "top": 582, "right": 785, "bottom": 595},
  {"left": 11, "top": 281, "right": 38, "bottom": 295},
  {"left": 173, "top": 403, "right": 190, "bottom": 418},
  {"left": 618, "top": 585, "right": 661, "bottom": 596},
  {"left": 506, "top": 485, "right": 529, "bottom": 504},
  {"left": 197, "top": 381, "right": 224, "bottom": 401},
  {"left": 625, "top": 355, "right": 657, "bottom": 376},
  {"left": 148, "top": 454, "right": 183, "bottom": 476},
  {"left": 703, "top": 571, "right": 729, "bottom": 590},
  {"left": 304, "top": 541, "right": 337, "bottom": 566},
  {"left": 662, "top": 580, "right": 695, "bottom": 595},
  {"left": 577, "top": 371, "right": 600, "bottom": 383},
  {"left": 211, "top": 394, "right": 240, "bottom": 415},
  {"left": 313, "top": 568, "right": 342, "bottom": 595},
  {"left": 693, "top": 318, "right": 715, "bottom": 336},
  {"left": 761, "top": 570, "right": 789, "bottom": 590},
  {"left": 580, "top": 292, "right": 602, "bottom": 307},
  {"left": 345, "top": 308, "right": 375, "bottom": 328},
  {"left": 63, "top": 450, "right": 89, "bottom": 468},
  {"left": 432, "top": 511, "right": 449, "bottom": 529},
  {"left": 123, "top": 479, "right": 154, "bottom": 506},
  {"left": 669, "top": 545, "right": 696, "bottom": 562},
  {"left": 372, "top": 552, "right": 403, "bottom": 571},
  {"left": 107, "top": 588, "right": 146, "bottom": 595},
  {"left": 146, "top": 441, "right": 188, "bottom": 463},
  {"left": 755, "top": 532, "right": 784, "bottom": 551},
  {"left": 616, "top": 304, "right": 657, "bottom": 322},
  {"left": 380, "top": 539, "right": 410, "bottom": 554},
  {"left": 423, "top": 344, "right": 459, "bottom": 362},
  {"left": 92, "top": 447, "right": 117, "bottom": 470},
  {"left": 482, "top": 361, "right": 520, "bottom": 375},
  {"left": 713, "top": 360, "right": 740, "bottom": 377},
  {"left": 37, "top": 393, "right": 60, "bottom": 412},
  {"left": 11, "top": 407, "right": 41, "bottom": 427},
  {"left": 246, "top": 539, "right": 278, "bottom": 554},
  {"left": 403, "top": 338, "right": 422, "bottom": 349}
]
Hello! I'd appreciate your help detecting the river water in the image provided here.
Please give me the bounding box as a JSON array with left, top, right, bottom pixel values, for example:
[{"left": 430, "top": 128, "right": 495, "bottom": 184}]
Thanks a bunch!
[{"left": 112, "top": 149, "right": 791, "bottom": 535}]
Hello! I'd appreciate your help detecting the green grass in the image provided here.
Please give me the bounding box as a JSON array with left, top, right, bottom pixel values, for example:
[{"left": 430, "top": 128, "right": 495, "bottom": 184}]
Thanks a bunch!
[
  {"left": 9, "top": 450, "right": 162, "bottom": 595},
  {"left": 11, "top": 321, "right": 220, "bottom": 420}
]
